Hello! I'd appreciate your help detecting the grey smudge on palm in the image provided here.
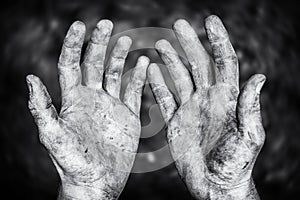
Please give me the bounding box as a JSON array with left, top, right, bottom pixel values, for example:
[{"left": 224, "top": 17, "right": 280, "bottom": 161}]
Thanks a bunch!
[
  {"left": 26, "top": 20, "right": 149, "bottom": 199},
  {"left": 148, "top": 15, "right": 265, "bottom": 199}
]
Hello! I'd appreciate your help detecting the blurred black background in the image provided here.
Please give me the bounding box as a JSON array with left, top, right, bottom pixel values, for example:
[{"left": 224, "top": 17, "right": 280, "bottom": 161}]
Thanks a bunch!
[{"left": 1, "top": 0, "right": 300, "bottom": 199}]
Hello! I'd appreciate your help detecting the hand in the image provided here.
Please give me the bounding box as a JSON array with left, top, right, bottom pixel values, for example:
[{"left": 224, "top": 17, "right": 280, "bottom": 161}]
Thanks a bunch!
[
  {"left": 148, "top": 15, "right": 265, "bottom": 199},
  {"left": 27, "top": 20, "right": 149, "bottom": 200}
]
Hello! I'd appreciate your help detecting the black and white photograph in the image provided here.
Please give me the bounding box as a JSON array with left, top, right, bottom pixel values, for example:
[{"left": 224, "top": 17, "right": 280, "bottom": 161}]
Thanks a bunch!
[{"left": 1, "top": 0, "right": 299, "bottom": 199}]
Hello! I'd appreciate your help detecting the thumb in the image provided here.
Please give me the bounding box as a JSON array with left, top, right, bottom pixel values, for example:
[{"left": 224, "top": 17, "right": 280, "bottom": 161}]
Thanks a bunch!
[
  {"left": 26, "top": 75, "right": 58, "bottom": 129},
  {"left": 237, "top": 74, "right": 266, "bottom": 147}
]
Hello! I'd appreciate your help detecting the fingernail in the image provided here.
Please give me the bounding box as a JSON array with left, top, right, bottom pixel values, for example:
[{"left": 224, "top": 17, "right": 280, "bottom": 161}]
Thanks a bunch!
[
  {"left": 255, "top": 75, "right": 266, "bottom": 94},
  {"left": 26, "top": 75, "right": 33, "bottom": 92}
]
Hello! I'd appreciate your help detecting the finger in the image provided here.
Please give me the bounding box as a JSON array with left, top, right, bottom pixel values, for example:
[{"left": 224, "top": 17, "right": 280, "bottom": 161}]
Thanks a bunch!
[
  {"left": 205, "top": 15, "right": 239, "bottom": 88},
  {"left": 237, "top": 74, "right": 266, "bottom": 146},
  {"left": 123, "top": 56, "right": 150, "bottom": 117},
  {"left": 26, "top": 75, "right": 58, "bottom": 129},
  {"left": 58, "top": 21, "right": 85, "bottom": 100},
  {"left": 173, "top": 19, "right": 214, "bottom": 89},
  {"left": 26, "top": 75, "right": 66, "bottom": 158},
  {"left": 82, "top": 19, "right": 113, "bottom": 89},
  {"left": 155, "top": 39, "right": 194, "bottom": 104},
  {"left": 104, "top": 36, "right": 132, "bottom": 98},
  {"left": 147, "top": 63, "right": 177, "bottom": 122}
]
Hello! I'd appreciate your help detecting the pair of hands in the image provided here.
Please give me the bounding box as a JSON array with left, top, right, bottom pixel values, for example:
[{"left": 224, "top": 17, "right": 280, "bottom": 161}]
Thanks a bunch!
[{"left": 27, "top": 15, "right": 265, "bottom": 200}]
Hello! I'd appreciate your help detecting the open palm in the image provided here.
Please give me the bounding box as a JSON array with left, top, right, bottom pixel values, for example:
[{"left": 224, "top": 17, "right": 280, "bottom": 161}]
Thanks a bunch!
[
  {"left": 148, "top": 15, "right": 265, "bottom": 199},
  {"left": 27, "top": 20, "right": 149, "bottom": 199}
]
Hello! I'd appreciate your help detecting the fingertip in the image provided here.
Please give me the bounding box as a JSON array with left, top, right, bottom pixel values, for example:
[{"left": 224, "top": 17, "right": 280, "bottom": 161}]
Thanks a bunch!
[
  {"left": 173, "top": 19, "right": 200, "bottom": 45},
  {"left": 96, "top": 19, "right": 113, "bottom": 32},
  {"left": 240, "top": 74, "right": 266, "bottom": 103},
  {"left": 251, "top": 74, "right": 266, "bottom": 93},
  {"left": 247, "top": 74, "right": 266, "bottom": 84},
  {"left": 147, "top": 63, "right": 165, "bottom": 85},
  {"left": 90, "top": 19, "right": 113, "bottom": 44},
  {"left": 26, "top": 74, "right": 35, "bottom": 83},
  {"left": 25, "top": 75, "right": 49, "bottom": 107},
  {"left": 252, "top": 74, "right": 266, "bottom": 81},
  {"left": 26, "top": 74, "right": 35, "bottom": 94},
  {"left": 155, "top": 39, "right": 171, "bottom": 51},
  {"left": 205, "top": 15, "right": 227, "bottom": 41},
  {"left": 26, "top": 74, "right": 41, "bottom": 87},
  {"left": 137, "top": 55, "right": 150, "bottom": 66},
  {"left": 204, "top": 15, "right": 221, "bottom": 26},
  {"left": 72, "top": 20, "right": 86, "bottom": 31},
  {"left": 131, "top": 56, "right": 150, "bottom": 81},
  {"left": 117, "top": 35, "right": 132, "bottom": 48},
  {"left": 64, "top": 21, "right": 86, "bottom": 48},
  {"left": 173, "top": 19, "right": 189, "bottom": 31},
  {"left": 148, "top": 62, "right": 159, "bottom": 68},
  {"left": 147, "top": 63, "right": 160, "bottom": 76}
]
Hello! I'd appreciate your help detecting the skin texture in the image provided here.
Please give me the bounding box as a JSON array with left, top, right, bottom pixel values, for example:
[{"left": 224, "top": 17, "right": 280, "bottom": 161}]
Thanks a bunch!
[
  {"left": 27, "top": 20, "right": 149, "bottom": 200},
  {"left": 148, "top": 15, "right": 265, "bottom": 199}
]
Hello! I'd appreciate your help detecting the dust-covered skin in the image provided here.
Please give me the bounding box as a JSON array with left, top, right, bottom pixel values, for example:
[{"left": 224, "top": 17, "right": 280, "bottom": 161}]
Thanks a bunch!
[
  {"left": 148, "top": 15, "right": 265, "bottom": 199},
  {"left": 27, "top": 20, "right": 149, "bottom": 200}
]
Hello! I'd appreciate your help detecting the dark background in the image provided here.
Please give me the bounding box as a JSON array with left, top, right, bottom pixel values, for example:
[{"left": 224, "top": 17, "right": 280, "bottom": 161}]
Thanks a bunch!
[{"left": 1, "top": 0, "right": 300, "bottom": 199}]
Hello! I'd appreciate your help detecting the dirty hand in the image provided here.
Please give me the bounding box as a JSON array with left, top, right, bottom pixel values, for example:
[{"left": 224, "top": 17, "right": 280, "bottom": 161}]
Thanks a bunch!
[
  {"left": 27, "top": 20, "right": 149, "bottom": 200},
  {"left": 148, "top": 15, "right": 265, "bottom": 199}
]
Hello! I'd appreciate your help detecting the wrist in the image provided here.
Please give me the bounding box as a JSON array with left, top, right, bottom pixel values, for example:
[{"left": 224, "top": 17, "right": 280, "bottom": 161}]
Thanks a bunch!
[
  {"left": 58, "top": 181, "right": 119, "bottom": 200},
  {"left": 203, "top": 177, "right": 260, "bottom": 200}
]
